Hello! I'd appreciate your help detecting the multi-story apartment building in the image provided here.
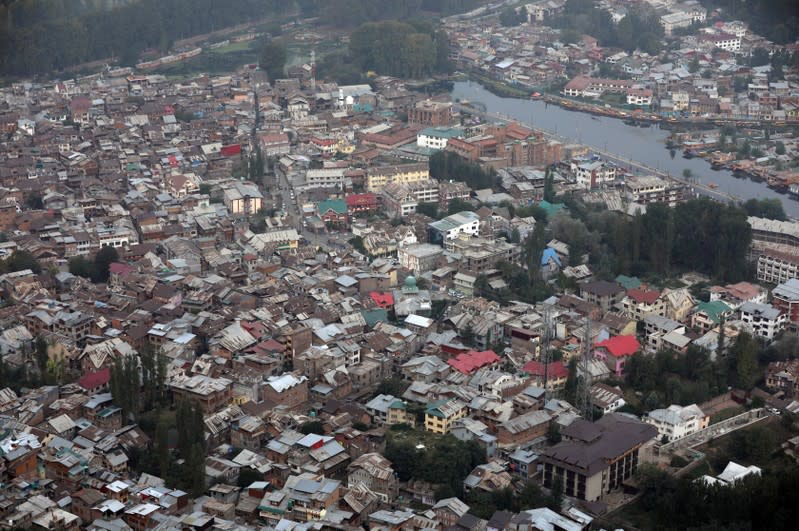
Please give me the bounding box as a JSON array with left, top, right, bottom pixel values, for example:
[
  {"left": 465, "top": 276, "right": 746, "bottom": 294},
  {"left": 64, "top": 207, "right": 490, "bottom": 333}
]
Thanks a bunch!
[
  {"left": 424, "top": 398, "right": 468, "bottom": 434},
  {"left": 739, "top": 302, "right": 786, "bottom": 340},
  {"left": 773, "top": 278, "right": 799, "bottom": 326},
  {"left": 757, "top": 249, "right": 799, "bottom": 285},
  {"left": 541, "top": 414, "right": 657, "bottom": 502},
  {"left": 366, "top": 163, "right": 429, "bottom": 192}
]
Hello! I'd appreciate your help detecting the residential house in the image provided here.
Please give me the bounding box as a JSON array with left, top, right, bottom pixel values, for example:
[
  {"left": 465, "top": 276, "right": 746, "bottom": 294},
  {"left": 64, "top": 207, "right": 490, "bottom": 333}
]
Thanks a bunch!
[
  {"left": 644, "top": 404, "right": 709, "bottom": 443},
  {"left": 579, "top": 281, "right": 625, "bottom": 313},
  {"left": 739, "top": 302, "right": 786, "bottom": 341},
  {"left": 590, "top": 383, "right": 626, "bottom": 415},
  {"left": 424, "top": 399, "right": 468, "bottom": 434},
  {"left": 593, "top": 335, "right": 640, "bottom": 377},
  {"left": 496, "top": 410, "right": 551, "bottom": 448},
  {"left": 773, "top": 279, "right": 799, "bottom": 325},
  {"left": 347, "top": 453, "right": 399, "bottom": 503},
  {"left": 690, "top": 301, "right": 733, "bottom": 334},
  {"left": 621, "top": 289, "right": 665, "bottom": 321},
  {"left": 766, "top": 359, "right": 799, "bottom": 397}
]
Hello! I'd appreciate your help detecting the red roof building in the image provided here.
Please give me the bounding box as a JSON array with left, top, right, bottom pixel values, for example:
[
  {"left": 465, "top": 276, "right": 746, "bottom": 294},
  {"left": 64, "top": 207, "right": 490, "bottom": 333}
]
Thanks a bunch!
[
  {"left": 626, "top": 288, "right": 661, "bottom": 305},
  {"left": 521, "top": 360, "right": 569, "bottom": 380},
  {"left": 447, "top": 350, "right": 501, "bottom": 375},
  {"left": 78, "top": 368, "right": 111, "bottom": 393},
  {"left": 346, "top": 193, "right": 379, "bottom": 214},
  {"left": 370, "top": 291, "right": 394, "bottom": 309},
  {"left": 593, "top": 335, "right": 641, "bottom": 377},
  {"left": 220, "top": 144, "right": 241, "bottom": 157}
]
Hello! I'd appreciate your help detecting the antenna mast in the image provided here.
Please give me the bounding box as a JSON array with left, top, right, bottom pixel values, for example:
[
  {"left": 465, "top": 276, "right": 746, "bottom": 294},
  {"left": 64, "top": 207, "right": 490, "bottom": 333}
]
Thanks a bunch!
[
  {"left": 576, "top": 317, "right": 594, "bottom": 421},
  {"left": 541, "top": 306, "right": 553, "bottom": 401}
]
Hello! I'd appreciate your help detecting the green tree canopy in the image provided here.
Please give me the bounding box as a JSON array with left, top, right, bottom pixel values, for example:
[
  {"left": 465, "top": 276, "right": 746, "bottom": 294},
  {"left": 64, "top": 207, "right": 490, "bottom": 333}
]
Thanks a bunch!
[{"left": 259, "top": 40, "right": 287, "bottom": 82}]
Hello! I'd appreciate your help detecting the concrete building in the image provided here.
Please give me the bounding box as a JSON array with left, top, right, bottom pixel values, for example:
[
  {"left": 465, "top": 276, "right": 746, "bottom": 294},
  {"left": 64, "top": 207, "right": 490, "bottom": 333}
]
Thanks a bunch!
[
  {"left": 366, "top": 163, "right": 429, "bottom": 192},
  {"left": 347, "top": 453, "right": 399, "bottom": 503},
  {"left": 739, "top": 302, "right": 786, "bottom": 340},
  {"left": 398, "top": 244, "right": 444, "bottom": 274},
  {"left": 424, "top": 398, "right": 468, "bottom": 434},
  {"left": 428, "top": 211, "right": 480, "bottom": 244},
  {"left": 416, "top": 127, "right": 463, "bottom": 150},
  {"left": 540, "top": 414, "right": 657, "bottom": 502},
  {"left": 773, "top": 279, "right": 799, "bottom": 325},
  {"left": 757, "top": 249, "right": 799, "bottom": 285},
  {"left": 223, "top": 182, "right": 263, "bottom": 216},
  {"left": 644, "top": 404, "right": 709, "bottom": 443}
]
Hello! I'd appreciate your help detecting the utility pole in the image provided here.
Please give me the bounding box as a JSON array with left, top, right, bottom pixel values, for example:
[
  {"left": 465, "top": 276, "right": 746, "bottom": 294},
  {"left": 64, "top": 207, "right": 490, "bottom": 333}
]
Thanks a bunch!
[
  {"left": 575, "top": 317, "right": 594, "bottom": 421},
  {"left": 541, "top": 306, "right": 553, "bottom": 401}
]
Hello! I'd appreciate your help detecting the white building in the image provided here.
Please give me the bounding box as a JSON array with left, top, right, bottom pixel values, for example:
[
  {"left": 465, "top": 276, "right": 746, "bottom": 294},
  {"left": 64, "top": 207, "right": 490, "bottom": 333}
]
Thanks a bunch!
[
  {"left": 398, "top": 243, "right": 444, "bottom": 274},
  {"left": 626, "top": 87, "right": 653, "bottom": 106},
  {"left": 305, "top": 167, "right": 347, "bottom": 188},
  {"left": 428, "top": 211, "right": 481, "bottom": 243},
  {"left": 571, "top": 160, "right": 617, "bottom": 189},
  {"left": 416, "top": 127, "right": 463, "bottom": 150},
  {"left": 757, "top": 250, "right": 799, "bottom": 285},
  {"left": 739, "top": 302, "right": 786, "bottom": 341},
  {"left": 645, "top": 403, "right": 708, "bottom": 443},
  {"left": 223, "top": 182, "right": 263, "bottom": 216}
]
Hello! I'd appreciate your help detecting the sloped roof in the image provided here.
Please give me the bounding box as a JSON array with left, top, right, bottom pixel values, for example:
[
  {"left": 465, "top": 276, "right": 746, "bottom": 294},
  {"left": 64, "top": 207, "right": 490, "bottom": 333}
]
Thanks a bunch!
[
  {"left": 594, "top": 335, "right": 640, "bottom": 357},
  {"left": 447, "top": 350, "right": 500, "bottom": 375}
]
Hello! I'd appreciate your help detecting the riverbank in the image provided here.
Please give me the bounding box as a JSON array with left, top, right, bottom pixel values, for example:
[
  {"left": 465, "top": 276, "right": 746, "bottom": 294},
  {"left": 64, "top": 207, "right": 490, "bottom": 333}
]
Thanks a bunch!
[
  {"left": 450, "top": 80, "right": 799, "bottom": 218},
  {"left": 461, "top": 69, "right": 796, "bottom": 129}
]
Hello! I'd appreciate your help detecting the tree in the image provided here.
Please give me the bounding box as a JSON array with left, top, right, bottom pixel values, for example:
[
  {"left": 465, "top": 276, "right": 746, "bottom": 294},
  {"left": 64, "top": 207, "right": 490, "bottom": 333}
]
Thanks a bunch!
[
  {"left": 68, "top": 256, "right": 95, "bottom": 279},
  {"left": 547, "top": 422, "right": 562, "bottom": 444},
  {"left": 548, "top": 475, "right": 563, "bottom": 511},
  {"left": 376, "top": 377, "right": 409, "bottom": 397},
  {"left": 93, "top": 246, "right": 119, "bottom": 283},
  {"left": 448, "top": 197, "right": 475, "bottom": 215},
  {"left": 563, "top": 357, "right": 578, "bottom": 404},
  {"left": 416, "top": 202, "right": 440, "bottom": 219},
  {"left": 188, "top": 442, "right": 206, "bottom": 497},
  {"left": 499, "top": 7, "right": 524, "bottom": 27},
  {"left": 299, "top": 420, "right": 325, "bottom": 435},
  {"left": 543, "top": 166, "right": 555, "bottom": 202},
  {"left": 688, "top": 55, "right": 700, "bottom": 73},
  {"left": 3, "top": 250, "right": 41, "bottom": 274},
  {"left": 732, "top": 332, "right": 759, "bottom": 390},
  {"left": 156, "top": 417, "right": 171, "bottom": 476},
  {"left": 776, "top": 141, "right": 786, "bottom": 155},
  {"left": 260, "top": 40, "right": 287, "bottom": 81}
]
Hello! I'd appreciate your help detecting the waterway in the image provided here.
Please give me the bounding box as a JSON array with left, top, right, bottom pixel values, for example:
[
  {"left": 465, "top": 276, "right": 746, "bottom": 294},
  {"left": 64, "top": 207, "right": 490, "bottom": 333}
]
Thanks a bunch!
[{"left": 450, "top": 81, "right": 799, "bottom": 218}]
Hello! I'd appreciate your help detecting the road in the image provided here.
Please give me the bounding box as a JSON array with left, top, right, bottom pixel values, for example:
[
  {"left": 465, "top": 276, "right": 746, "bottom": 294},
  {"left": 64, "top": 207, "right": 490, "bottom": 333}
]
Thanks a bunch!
[
  {"left": 453, "top": 103, "right": 742, "bottom": 204},
  {"left": 272, "top": 166, "right": 351, "bottom": 251}
]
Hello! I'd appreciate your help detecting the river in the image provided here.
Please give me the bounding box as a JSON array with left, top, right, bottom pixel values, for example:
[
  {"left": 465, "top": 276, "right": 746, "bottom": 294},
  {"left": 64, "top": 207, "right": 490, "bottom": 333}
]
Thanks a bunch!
[{"left": 450, "top": 81, "right": 799, "bottom": 218}]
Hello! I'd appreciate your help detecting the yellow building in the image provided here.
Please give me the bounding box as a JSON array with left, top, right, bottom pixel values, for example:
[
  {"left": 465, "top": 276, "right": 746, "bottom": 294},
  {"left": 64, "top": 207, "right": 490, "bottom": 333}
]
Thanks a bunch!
[
  {"left": 387, "top": 400, "right": 415, "bottom": 426},
  {"left": 424, "top": 398, "right": 467, "bottom": 434},
  {"left": 366, "top": 162, "right": 429, "bottom": 192}
]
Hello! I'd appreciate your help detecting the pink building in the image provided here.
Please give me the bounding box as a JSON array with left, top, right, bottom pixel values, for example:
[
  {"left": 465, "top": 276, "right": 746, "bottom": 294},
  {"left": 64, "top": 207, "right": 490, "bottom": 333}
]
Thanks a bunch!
[{"left": 593, "top": 335, "right": 641, "bottom": 377}]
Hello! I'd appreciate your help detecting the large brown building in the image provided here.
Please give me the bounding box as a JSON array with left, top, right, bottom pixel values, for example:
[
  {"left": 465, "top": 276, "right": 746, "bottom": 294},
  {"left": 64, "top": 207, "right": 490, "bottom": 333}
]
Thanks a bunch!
[
  {"left": 261, "top": 373, "right": 308, "bottom": 410},
  {"left": 169, "top": 374, "right": 233, "bottom": 413},
  {"left": 408, "top": 100, "right": 452, "bottom": 127},
  {"left": 540, "top": 414, "right": 657, "bottom": 502}
]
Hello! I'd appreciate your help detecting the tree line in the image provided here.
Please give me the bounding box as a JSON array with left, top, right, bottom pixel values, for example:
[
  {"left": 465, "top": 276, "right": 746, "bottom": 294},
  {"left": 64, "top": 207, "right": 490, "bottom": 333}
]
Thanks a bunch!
[
  {"left": 551, "top": 0, "right": 665, "bottom": 55},
  {"left": 346, "top": 20, "right": 451, "bottom": 79},
  {"left": 624, "top": 461, "right": 799, "bottom": 530},
  {"left": 0, "top": 0, "right": 293, "bottom": 75},
  {"left": 550, "top": 197, "right": 752, "bottom": 283},
  {"left": 384, "top": 433, "right": 486, "bottom": 498},
  {"left": 429, "top": 151, "right": 500, "bottom": 190},
  {"left": 295, "top": 0, "right": 480, "bottom": 27}
]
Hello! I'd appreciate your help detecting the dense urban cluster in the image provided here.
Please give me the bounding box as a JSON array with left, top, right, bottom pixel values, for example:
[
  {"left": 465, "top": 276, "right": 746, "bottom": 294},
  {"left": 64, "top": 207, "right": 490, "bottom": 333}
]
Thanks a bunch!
[{"left": 0, "top": 1, "right": 798, "bottom": 531}]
